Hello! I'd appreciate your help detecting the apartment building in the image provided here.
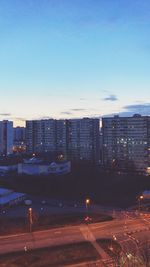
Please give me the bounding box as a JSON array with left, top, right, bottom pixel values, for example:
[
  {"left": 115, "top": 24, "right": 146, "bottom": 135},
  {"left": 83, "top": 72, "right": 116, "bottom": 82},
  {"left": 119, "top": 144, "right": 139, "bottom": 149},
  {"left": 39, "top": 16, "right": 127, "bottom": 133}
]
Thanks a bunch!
[
  {"left": 56, "top": 120, "right": 68, "bottom": 159},
  {"left": 26, "top": 119, "right": 56, "bottom": 154},
  {"left": 0, "top": 120, "right": 13, "bottom": 155},
  {"left": 67, "top": 118, "right": 100, "bottom": 164},
  {"left": 13, "top": 126, "right": 26, "bottom": 153},
  {"left": 102, "top": 114, "right": 150, "bottom": 173},
  {"left": 26, "top": 118, "right": 100, "bottom": 164}
]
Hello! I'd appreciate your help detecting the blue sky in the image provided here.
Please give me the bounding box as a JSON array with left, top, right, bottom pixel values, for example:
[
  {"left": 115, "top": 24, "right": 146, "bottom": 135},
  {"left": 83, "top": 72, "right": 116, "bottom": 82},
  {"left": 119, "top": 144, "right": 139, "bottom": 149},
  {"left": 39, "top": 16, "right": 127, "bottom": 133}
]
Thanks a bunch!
[{"left": 0, "top": 0, "right": 150, "bottom": 126}]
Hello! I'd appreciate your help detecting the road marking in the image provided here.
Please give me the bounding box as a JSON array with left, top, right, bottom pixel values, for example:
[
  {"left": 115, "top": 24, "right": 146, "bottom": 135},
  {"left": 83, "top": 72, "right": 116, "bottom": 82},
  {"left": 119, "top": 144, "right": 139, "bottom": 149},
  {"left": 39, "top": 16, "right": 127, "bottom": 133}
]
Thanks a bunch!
[{"left": 54, "top": 231, "right": 61, "bottom": 234}]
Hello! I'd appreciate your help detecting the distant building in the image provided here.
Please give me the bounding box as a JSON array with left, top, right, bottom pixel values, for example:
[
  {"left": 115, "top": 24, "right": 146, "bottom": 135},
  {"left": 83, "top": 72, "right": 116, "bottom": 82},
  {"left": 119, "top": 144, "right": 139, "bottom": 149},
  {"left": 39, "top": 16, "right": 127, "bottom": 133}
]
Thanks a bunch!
[
  {"left": 0, "top": 163, "right": 18, "bottom": 174},
  {"left": 0, "top": 120, "right": 13, "bottom": 155},
  {"left": 26, "top": 119, "right": 56, "bottom": 154},
  {"left": 56, "top": 120, "right": 68, "bottom": 159},
  {"left": 14, "top": 126, "right": 26, "bottom": 141},
  {"left": 102, "top": 114, "right": 150, "bottom": 173},
  {"left": 67, "top": 118, "right": 100, "bottom": 164},
  {"left": 13, "top": 126, "right": 26, "bottom": 153},
  {"left": 26, "top": 118, "right": 100, "bottom": 164},
  {"left": 99, "top": 130, "right": 103, "bottom": 165}
]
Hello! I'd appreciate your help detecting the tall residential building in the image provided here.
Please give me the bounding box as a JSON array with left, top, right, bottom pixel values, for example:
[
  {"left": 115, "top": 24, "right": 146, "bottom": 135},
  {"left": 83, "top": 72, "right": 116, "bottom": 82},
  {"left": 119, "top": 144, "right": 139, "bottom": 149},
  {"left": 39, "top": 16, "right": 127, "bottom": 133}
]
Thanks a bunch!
[
  {"left": 102, "top": 114, "right": 150, "bottom": 173},
  {"left": 26, "top": 118, "right": 100, "bottom": 163},
  {"left": 14, "top": 127, "right": 26, "bottom": 141},
  {"left": 67, "top": 118, "right": 100, "bottom": 164},
  {"left": 26, "top": 119, "right": 56, "bottom": 154},
  {"left": 0, "top": 120, "right": 13, "bottom": 155},
  {"left": 56, "top": 120, "right": 68, "bottom": 159},
  {"left": 13, "top": 127, "right": 26, "bottom": 153}
]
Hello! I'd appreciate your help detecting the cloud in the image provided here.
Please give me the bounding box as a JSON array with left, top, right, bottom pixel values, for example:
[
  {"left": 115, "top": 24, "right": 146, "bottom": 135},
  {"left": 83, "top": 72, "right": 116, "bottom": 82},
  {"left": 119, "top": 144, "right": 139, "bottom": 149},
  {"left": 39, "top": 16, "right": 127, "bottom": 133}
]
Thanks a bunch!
[
  {"left": 102, "top": 94, "right": 118, "bottom": 101},
  {"left": 104, "top": 103, "right": 150, "bottom": 117},
  {"left": 60, "top": 109, "right": 87, "bottom": 115},
  {"left": 123, "top": 103, "right": 150, "bottom": 115},
  {"left": 60, "top": 111, "right": 73, "bottom": 115},
  {"left": 61, "top": 107, "right": 97, "bottom": 115},
  {"left": 70, "top": 108, "right": 87, "bottom": 112},
  {"left": 0, "top": 113, "right": 11, "bottom": 116},
  {"left": 124, "top": 103, "right": 150, "bottom": 113}
]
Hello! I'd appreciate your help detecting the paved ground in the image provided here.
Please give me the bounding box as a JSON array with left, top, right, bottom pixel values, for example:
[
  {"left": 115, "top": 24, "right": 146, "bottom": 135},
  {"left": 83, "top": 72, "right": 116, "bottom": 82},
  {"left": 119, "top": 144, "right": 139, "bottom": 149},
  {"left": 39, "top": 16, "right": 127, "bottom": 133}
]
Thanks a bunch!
[{"left": 0, "top": 216, "right": 150, "bottom": 266}]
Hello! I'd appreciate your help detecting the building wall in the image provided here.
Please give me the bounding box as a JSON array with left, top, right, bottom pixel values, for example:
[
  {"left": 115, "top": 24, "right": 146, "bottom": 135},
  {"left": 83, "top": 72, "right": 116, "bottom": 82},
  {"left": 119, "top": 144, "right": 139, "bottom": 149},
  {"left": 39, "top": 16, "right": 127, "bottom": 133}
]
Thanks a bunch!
[
  {"left": 0, "top": 164, "right": 18, "bottom": 173},
  {"left": 102, "top": 115, "right": 150, "bottom": 172},
  {"left": 13, "top": 126, "right": 26, "bottom": 153},
  {"left": 14, "top": 127, "right": 26, "bottom": 141},
  {"left": 67, "top": 118, "right": 100, "bottom": 164},
  {"left": 56, "top": 120, "right": 68, "bottom": 159},
  {"left": 0, "top": 121, "right": 13, "bottom": 155},
  {"left": 26, "top": 119, "right": 56, "bottom": 154},
  {"left": 26, "top": 118, "right": 100, "bottom": 164}
]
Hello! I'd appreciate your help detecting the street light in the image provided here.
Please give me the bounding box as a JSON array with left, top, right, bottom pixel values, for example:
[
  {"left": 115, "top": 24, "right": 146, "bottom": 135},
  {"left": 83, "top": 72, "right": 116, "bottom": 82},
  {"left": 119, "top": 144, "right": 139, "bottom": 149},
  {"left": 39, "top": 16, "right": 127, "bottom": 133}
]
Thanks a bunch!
[
  {"left": 84, "top": 198, "right": 91, "bottom": 223},
  {"left": 138, "top": 195, "right": 144, "bottom": 212},
  {"left": 28, "top": 207, "right": 33, "bottom": 233},
  {"left": 85, "top": 198, "right": 90, "bottom": 208},
  {"left": 109, "top": 234, "right": 117, "bottom": 251}
]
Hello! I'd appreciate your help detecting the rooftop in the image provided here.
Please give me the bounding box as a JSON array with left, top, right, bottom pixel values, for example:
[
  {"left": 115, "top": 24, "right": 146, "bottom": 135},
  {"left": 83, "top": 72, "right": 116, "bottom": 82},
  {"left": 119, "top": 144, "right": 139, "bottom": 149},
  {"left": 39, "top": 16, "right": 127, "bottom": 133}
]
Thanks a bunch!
[
  {"left": 0, "top": 192, "right": 26, "bottom": 205},
  {"left": 0, "top": 188, "right": 13, "bottom": 196}
]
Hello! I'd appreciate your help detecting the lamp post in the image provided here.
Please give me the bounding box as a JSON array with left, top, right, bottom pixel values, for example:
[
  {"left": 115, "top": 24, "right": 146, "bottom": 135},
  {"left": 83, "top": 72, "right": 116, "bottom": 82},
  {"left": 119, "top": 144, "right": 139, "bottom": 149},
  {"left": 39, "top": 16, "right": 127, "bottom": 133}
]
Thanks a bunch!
[
  {"left": 28, "top": 207, "right": 33, "bottom": 233},
  {"left": 85, "top": 198, "right": 90, "bottom": 209},
  {"left": 109, "top": 234, "right": 117, "bottom": 251},
  {"left": 138, "top": 195, "right": 144, "bottom": 212},
  {"left": 85, "top": 198, "right": 91, "bottom": 222}
]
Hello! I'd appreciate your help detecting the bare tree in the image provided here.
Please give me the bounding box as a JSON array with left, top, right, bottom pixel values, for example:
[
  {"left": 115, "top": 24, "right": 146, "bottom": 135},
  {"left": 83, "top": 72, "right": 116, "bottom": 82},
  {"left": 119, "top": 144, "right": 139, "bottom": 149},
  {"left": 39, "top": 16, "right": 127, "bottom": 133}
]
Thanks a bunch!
[
  {"left": 138, "top": 240, "right": 150, "bottom": 267},
  {"left": 118, "top": 240, "right": 150, "bottom": 267}
]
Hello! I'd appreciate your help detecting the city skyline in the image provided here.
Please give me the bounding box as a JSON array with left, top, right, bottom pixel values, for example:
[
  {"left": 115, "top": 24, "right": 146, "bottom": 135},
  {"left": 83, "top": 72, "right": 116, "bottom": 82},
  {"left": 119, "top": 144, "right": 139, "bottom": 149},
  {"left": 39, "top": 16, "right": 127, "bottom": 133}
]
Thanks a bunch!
[{"left": 1, "top": 0, "right": 150, "bottom": 127}]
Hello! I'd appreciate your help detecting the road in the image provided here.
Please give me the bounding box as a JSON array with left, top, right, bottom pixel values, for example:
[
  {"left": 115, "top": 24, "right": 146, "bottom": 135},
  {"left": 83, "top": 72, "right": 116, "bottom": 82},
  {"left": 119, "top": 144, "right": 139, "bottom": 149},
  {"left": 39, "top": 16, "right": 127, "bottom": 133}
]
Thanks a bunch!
[{"left": 0, "top": 215, "right": 150, "bottom": 256}]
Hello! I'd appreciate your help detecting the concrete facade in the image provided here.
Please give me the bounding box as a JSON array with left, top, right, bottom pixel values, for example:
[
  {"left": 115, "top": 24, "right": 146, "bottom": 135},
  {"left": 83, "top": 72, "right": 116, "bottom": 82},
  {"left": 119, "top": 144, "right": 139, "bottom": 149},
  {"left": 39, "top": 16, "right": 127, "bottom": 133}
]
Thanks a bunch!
[
  {"left": 102, "top": 114, "right": 150, "bottom": 173},
  {"left": 0, "top": 120, "right": 13, "bottom": 155},
  {"left": 26, "top": 118, "right": 100, "bottom": 164}
]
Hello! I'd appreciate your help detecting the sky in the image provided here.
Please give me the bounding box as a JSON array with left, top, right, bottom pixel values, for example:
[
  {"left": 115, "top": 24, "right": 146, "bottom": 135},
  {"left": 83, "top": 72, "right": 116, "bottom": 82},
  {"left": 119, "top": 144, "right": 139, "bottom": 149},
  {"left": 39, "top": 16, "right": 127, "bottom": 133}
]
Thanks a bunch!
[{"left": 0, "top": 0, "right": 150, "bottom": 126}]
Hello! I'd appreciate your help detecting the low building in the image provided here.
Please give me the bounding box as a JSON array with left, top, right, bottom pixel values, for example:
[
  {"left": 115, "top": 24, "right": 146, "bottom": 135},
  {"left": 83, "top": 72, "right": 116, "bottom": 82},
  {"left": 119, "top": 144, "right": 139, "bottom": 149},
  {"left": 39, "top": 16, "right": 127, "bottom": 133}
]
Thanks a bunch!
[
  {"left": 0, "top": 155, "right": 23, "bottom": 174},
  {"left": 0, "top": 188, "right": 26, "bottom": 207},
  {"left": 0, "top": 164, "right": 18, "bottom": 174},
  {"left": 18, "top": 160, "right": 71, "bottom": 175}
]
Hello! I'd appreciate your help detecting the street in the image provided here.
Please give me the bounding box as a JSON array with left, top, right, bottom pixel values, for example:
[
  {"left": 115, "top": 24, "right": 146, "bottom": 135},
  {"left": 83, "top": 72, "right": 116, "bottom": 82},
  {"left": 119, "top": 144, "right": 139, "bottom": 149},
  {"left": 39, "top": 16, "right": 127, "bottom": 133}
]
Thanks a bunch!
[{"left": 0, "top": 215, "right": 150, "bottom": 256}]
